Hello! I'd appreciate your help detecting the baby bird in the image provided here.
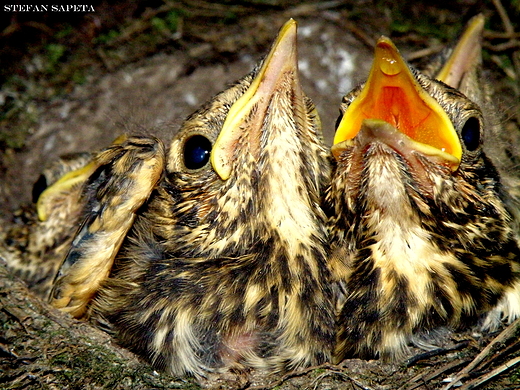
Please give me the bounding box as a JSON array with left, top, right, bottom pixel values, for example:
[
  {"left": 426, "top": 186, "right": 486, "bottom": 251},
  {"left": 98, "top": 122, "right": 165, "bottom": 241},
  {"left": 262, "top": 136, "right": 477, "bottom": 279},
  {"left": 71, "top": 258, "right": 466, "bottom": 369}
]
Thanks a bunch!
[
  {"left": 1, "top": 136, "right": 163, "bottom": 301},
  {"left": 1, "top": 149, "right": 100, "bottom": 297},
  {"left": 327, "top": 18, "right": 520, "bottom": 362},
  {"left": 50, "top": 20, "right": 334, "bottom": 379}
]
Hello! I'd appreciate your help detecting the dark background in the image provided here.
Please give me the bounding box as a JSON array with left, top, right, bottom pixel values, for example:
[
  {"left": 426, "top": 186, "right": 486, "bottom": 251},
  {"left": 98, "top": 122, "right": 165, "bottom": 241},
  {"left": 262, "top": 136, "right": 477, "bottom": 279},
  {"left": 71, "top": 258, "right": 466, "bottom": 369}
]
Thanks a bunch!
[{"left": 0, "top": 2, "right": 519, "bottom": 389}]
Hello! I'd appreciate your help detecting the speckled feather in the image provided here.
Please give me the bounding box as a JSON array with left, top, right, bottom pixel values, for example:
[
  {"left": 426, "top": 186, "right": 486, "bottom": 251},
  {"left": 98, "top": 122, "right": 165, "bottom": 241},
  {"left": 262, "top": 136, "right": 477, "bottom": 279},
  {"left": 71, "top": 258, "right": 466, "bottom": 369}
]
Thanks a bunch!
[
  {"left": 2, "top": 137, "right": 164, "bottom": 302},
  {"left": 1, "top": 152, "right": 92, "bottom": 298},
  {"left": 83, "top": 24, "right": 336, "bottom": 378},
  {"left": 328, "top": 35, "right": 520, "bottom": 362},
  {"left": 49, "top": 136, "right": 165, "bottom": 317}
]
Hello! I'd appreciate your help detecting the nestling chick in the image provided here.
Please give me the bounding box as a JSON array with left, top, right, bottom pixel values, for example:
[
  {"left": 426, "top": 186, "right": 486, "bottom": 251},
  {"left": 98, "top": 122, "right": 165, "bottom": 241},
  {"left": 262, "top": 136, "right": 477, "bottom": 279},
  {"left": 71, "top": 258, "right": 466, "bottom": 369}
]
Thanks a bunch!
[
  {"left": 327, "top": 19, "right": 520, "bottom": 362},
  {"left": 50, "top": 20, "right": 334, "bottom": 379},
  {"left": 1, "top": 136, "right": 163, "bottom": 303},
  {"left": 1, "top": 151, "right": 95, "bottom": 298}
]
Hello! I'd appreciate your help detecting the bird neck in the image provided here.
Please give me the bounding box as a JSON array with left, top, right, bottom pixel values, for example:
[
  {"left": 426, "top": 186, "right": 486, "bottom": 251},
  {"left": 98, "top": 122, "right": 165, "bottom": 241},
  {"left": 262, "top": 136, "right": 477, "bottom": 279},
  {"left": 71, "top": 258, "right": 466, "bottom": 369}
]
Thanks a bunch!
[
  {"left": 153, "top": 160, "right": 330, "bottom": 278},
  {"left": 328, "top": 149, "right": 520, "bottom": 328}
]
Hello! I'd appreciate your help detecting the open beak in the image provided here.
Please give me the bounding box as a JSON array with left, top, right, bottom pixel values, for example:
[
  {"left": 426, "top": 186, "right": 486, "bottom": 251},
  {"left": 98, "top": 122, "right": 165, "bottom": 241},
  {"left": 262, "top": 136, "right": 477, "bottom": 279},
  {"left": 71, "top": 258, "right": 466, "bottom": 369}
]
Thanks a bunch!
[
  {"left": 210, "top": 19, "right": 300, "bottom": 180},
  {"left": 334, "top": 37, "right": 462, "bottom": 171}
]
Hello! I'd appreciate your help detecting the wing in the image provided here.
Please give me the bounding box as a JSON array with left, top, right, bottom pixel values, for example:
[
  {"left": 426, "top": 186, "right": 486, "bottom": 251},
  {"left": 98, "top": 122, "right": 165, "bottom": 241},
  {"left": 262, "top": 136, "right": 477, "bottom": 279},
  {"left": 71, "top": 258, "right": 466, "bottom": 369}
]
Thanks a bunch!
[{"left": 49, "top": 135, "right": 165, "bottom": 318}]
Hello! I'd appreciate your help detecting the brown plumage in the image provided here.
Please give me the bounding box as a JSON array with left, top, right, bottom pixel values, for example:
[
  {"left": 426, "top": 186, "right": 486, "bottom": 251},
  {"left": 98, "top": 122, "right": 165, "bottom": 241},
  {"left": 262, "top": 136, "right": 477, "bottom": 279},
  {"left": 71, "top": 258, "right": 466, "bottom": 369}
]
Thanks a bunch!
[
  {"left": 1, "top": 136, "right": 163, "bottom": 303},
  {"left": 45, "top": 20, "right": 334, "bottom": 379},
  {"left": 49, "top": 135, "right": 165, "bottom": 317},
  {"left": 327, "top": 16, "right": 520, "bottom": 362},
  {"left": 1, "top": 150, "right": 94, "bottom": 298}
]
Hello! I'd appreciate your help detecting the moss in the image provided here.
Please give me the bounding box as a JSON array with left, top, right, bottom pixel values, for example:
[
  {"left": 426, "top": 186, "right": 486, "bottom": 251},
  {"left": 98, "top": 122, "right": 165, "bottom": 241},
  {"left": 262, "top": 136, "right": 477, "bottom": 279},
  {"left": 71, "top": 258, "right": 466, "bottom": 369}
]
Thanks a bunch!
[
  {"left": 374, "top": 0, "right": 460, "bottom": 39},
  {"left": 50, "top": 346, "right": 128, "bottom": 388},
  {"left": 0, "top": 87, "right": 38, "bottom": 150},
  {"left": 44, "top": 43, "right": 67, "bottom": 73},
  {"left": 152, "top": 10, "right": 182, "bottom": 33},
  {"left": 96, "top": 29, "right": 121, "bottom": 45},
  {"left": 43, "top": 334, "right": 200, "bottom": 389},
  {"left": 510, "top": 367, "right": 520, "bottom": 383}
]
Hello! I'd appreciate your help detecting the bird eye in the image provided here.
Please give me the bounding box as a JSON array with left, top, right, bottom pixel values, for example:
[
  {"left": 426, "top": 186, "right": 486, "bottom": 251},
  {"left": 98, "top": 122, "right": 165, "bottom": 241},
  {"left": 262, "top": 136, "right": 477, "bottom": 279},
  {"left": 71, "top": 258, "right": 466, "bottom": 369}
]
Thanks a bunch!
[
  {"left": 32, "top": 174, "right": 48, "bottom": 203},
  {"left": 183, "top": 135, "right": 212, "bottom": 170},
  {"left": 460, "top": 117, "right": 481, "bottom": 151}
]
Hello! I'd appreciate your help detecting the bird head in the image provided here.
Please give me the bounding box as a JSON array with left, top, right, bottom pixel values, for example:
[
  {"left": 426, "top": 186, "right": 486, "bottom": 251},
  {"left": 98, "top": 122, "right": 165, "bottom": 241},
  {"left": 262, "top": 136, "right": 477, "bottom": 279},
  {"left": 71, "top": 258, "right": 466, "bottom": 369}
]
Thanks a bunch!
[
  {"left": 152, "top": 18, "right": 330, "bottom": 263},
  {"left": 329, "top": 35, "right": 490, "bottom": 221},
  {"left": 333, "top": 37, "right": 465, "bottom": 171}
]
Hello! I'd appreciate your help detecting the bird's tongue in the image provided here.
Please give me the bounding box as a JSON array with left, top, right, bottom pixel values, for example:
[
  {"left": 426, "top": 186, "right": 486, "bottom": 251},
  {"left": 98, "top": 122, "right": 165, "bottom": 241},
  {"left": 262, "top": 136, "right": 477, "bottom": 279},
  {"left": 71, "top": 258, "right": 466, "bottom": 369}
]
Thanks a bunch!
[
  {"left": 334, "top": 36, "right": 462, "bottom": 171},
  {"left": 332, "top": 118, "right": 458, "bottom": 168}
]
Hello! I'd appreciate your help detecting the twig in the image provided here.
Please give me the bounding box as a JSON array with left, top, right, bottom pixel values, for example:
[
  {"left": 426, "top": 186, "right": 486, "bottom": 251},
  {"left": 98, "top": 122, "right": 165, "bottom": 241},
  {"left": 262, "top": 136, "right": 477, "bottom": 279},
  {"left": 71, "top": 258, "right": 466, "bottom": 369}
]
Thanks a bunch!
[
  {"left": 406, "top": 341, "right": 470, "bottom": 367},
  {"left": 321, "top": 11, "right": 377, "bottom": 49},
  {"left": 104, "top": 2, "right": 181, "bottom": 47},
  {"left": 311, "top": 370, "right": 375, "bottom": 390},
  {"left": 405, "top": 45, "right": 445, "bottom": 62},
  {"left": 285, "top": 0, "right": 346, "bottom": 17},
  {"left": 0, "top": 341, "right": 19, "bottom": 358},
  {"left": 491, "top": 0, "right": 520, "bottom": 96},
  {"left": 459, "top": 356, "right": 520, "bottom": 390},
  {"left": 441, "top": 318, "right": 520, "bottom": 390},
  {"left": 491, "top": 55, "right": 517, "bottom": 80},
  {"left": 178, "top": 0, "right": 252, "bottom": 17},
  {"left": 484, "top": 30, "right": 520, "bottom": 40},
  {"left": 484, "top": 41, "right": 520, "bottom": 52},
  {"left": 492, "top": 0, "right": 515, "bottom": 35},
  {"left": 472, "top": 337, "right": 520, "bottom": 374},
  {"left": 1, "top": 21, "right": 54, "bottom": 38},
  {"left": 405, "top": 359, "right": 471, "bottom": 390},
  {"left": 244, "top": 363, "right": 343, "bottom": 390},
  {"left": 349, "top": 377, "right": 375, "bottom": 390}
]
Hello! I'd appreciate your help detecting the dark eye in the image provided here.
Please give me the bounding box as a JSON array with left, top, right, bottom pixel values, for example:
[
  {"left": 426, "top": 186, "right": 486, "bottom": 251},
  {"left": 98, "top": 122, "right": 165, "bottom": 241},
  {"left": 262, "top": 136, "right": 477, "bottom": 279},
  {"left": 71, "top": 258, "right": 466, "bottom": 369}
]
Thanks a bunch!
[
  {"left": 461, "top": 117, "right": 481, "bottom": 151},
  {"left": 32, "top": 174, "right": 48, "bottom": 203},
  {"left": 183, "top": 135, "right": 212, "bottom": 170}
]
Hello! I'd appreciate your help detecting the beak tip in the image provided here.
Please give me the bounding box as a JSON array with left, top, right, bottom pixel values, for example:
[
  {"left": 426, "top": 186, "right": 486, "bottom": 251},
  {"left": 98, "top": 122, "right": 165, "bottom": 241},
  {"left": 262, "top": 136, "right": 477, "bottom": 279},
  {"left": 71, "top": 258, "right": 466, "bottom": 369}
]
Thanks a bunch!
[
  {"left": 278, "top": 18, "right": 298, "bottom": 44},
  {"left": 376, "top": 36, "right": 397, "bottom": 51},
  {"left": 374, "top": 37, "right": 405, "bottom": 76}
]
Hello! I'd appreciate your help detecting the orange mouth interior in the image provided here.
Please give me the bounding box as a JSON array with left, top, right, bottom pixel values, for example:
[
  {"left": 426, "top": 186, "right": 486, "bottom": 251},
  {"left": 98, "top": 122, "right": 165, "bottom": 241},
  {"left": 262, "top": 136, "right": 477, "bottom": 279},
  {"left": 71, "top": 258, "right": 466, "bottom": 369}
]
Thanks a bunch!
[{"left": 334, "top": 37, "right": 462, "bottom": 164}]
